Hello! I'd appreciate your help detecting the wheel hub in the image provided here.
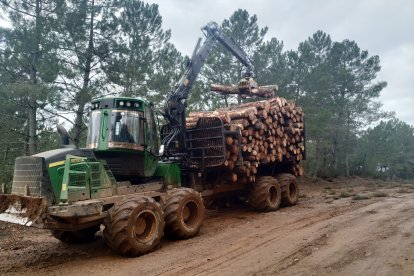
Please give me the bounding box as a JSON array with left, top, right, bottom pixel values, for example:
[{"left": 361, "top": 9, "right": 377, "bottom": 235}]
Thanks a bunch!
[
  {"left": 289, "top": 182, "right": 297, "bottom": 198},
  {"left": 182, "top": 206, "right": 190, "bottom": 221},
  {"left": 134, "top": 217, "right": 146, "bottom": 235},
  {"left": 133, "top": 211, "right": 157, "bottom": 242},
  {"left": 182, "top": 201, "right": 198, "bottom": 228},
  {"left": 269, "top": 186, "right": 278, "bottom": 204}
]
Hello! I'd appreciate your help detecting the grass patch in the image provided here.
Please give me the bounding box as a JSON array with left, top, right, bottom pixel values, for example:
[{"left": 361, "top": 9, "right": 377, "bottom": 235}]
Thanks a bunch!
[
  {"left": 333, "top": 196, "right": 340, "bottom": 200},
  {"left": 298, "top": 194, "right": 307, "bottom": 198},
  {"left": 373, "top": 191, "right": 388, "bottom": 197},
  {"left": 324, "top": 186, "right": 332, "bottom": 190},
  {"left": 339, "top": 191, "right": 351, "bottom": 198},
  {"left": 328, "top": 190, "right": 336, "bottom": 195},
  {"left": 352, "top": 194, "right": 370, "bottom": 200},
  {"left": 347, "top": 188, "right": 354, "bottom": 193}
]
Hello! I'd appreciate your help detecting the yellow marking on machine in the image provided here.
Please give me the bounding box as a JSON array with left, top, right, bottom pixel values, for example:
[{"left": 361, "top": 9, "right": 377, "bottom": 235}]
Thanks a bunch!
[{"left": 48, "top": 160, "right": 65, "bottom": 168}]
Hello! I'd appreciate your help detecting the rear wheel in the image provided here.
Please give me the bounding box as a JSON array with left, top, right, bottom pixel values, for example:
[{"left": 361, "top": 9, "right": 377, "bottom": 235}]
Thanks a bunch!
[
  {"left": 103, "top": 196, "right": 164, "bottom": 256},
  {"left": 249, "top": 176, "right": 281, "bottom": 211},
  {"left": 51, "top": 225, "right": 100, "bottom": 244},
  {"left": 162, "top": 188, "right": 205, "bottom": 239},
  {"left": 277, "top": 173, "right": 299, "bottom": 206}
]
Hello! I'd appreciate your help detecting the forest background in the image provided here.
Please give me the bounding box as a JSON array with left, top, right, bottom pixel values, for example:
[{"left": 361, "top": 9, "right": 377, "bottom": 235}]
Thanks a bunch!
[{"left": 0, "top": 0, "right": 412, "bottom": 186}]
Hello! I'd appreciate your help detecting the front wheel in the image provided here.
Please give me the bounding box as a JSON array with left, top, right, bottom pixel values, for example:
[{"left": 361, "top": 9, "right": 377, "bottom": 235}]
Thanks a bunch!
[
  {"left": 162, "top": 188, "right": 205, "bottom": 239},
  {"left": 103, "top": 196, "right": 164, "bottom": 257}
]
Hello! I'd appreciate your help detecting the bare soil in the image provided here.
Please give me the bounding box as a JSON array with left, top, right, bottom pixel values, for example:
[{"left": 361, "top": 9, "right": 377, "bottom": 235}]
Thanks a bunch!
[{"left": 1, "top": 177, "right": 414, "bottom": 275}]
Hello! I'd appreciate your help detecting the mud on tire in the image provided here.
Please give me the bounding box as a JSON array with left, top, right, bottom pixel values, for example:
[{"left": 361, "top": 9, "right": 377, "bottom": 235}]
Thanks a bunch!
[
  {"left": 161, "top": 188, "right": 205, "bottom": 240},
  {"left": 249, "top": 176, "right": 281, "bottom": 212},
  {"left": 103, "top": 196, "right": 164, "bottom": 257},
  {"left": 51, "top": 225, "right": 100, "bottom": 244},
  {"left": 277, "top": 173, "right": 299, "bottom": 206}
]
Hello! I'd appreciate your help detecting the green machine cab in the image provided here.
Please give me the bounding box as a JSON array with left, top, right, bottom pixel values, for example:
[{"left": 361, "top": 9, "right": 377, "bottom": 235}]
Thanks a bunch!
[{"left": 87, "top": 97, "right": 160, "bottom": 180}]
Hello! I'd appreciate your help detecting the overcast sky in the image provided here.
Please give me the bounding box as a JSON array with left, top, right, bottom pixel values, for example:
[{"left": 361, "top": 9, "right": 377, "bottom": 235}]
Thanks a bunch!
[{"left": 148, "top": 0, "right": 414, "bottom": 125}]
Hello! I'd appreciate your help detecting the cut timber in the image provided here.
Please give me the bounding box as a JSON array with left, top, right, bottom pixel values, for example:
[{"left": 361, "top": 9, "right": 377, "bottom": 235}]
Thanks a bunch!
[
  {"left": 211, "top": 84, "right": 277, "bottom": 98},
  {"left": 185, "top": 95, "right": 305, "bottom": 181},
  {"left": 186, "top": 111, "right": 231, "bottom": 128}
]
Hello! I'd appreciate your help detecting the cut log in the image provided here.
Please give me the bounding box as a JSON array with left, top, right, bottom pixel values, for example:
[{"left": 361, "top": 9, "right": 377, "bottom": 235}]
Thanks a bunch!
[{"left": 211, "top": 84, "right": 277, "bottom": 98}]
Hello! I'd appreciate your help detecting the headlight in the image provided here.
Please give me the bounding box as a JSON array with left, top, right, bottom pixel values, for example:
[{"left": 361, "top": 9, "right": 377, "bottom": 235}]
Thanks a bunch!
[{"left": 119, "top": 101, "right": 124, "bottom": 106}]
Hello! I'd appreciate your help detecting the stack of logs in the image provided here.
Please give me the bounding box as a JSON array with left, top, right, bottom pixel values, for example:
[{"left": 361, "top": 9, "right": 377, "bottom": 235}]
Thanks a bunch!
[{"left": 186, "top": 97, "right": 305, "bottom": 183}]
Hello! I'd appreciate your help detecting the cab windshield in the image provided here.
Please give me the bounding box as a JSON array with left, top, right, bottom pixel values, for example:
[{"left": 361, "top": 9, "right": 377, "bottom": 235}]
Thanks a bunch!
[{"left": 109, "top": 110, "right": 144, "bottom": 145}]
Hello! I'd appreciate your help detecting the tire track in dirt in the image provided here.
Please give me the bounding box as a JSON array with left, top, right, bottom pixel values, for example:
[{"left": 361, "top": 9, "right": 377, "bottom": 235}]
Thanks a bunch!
[
  {"left": 259, "top": 194, "right": 414, "bottom": 276},
  {"left": 3, "top": 186, "right": 413, "bottom": 276},
  {"left": 156, "top": 200, "right": 374, "bottom": 276}
]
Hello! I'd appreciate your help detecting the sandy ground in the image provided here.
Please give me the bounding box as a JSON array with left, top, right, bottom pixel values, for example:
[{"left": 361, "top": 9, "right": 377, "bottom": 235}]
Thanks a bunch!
[{"left": 0, "top": 177, "right": 413, "bottom": 275}]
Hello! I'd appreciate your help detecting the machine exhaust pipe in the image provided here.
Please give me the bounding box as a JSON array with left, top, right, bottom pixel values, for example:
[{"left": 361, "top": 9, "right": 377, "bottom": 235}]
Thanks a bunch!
[{"left": 57, "top": 125, "right": 74, "bottom": 148}]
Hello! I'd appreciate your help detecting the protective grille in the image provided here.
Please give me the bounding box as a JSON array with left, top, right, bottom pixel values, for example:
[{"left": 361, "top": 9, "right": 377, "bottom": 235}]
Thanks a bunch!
[
  {"left": 89, "top": 162, "right": 101, "bottom": 187},
  {"left": 186, "top": 117, "right": 226, "bottom": 168},
  {"left": 102, "top": 162, "right": 117, "bottom": 184},
  {"left": 12, "top": 156, "right": 45, "bottom": 197},
  {"left": 68, "top": 172, "right": 87, "bottom": 187},
  {"left": 160, "top": 117, "right": 226, "bottom": 168},
  {"left": 68, "top": 163, "right": 88, "bottom": 187}
]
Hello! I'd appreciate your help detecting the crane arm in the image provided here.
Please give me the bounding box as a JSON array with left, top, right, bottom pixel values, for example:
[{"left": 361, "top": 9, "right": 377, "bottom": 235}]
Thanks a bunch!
[
  {"left": 162, "top": 21, "right": 255, "bottom": 159},
  {"left": 203, "top": 22, "right": 254, "bottom": 75}
]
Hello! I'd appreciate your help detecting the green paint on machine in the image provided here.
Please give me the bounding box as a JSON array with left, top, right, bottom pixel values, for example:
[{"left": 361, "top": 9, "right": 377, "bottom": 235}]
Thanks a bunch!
[
  {"left": 88, "top": 97, "right": 160, "bottom": 180},
  {"left": 154, "top": 162, "right": 181, "bottom": 187}
]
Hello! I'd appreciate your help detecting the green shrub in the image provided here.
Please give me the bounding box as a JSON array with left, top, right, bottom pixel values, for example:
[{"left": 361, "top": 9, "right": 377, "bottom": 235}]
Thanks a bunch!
[
  {"left": 373, "top": 192, "right": 388, "bottom": 197},
  {"left": 339, "top": 191, "right": 350, "bottom": 198},
  {"left": 352, "top": 194, "right": 370, "bottom": 200}
]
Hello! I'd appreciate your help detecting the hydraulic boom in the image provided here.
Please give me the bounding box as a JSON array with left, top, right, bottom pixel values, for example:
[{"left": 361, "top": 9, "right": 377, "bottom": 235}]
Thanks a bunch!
[{"left": 162, "top": 21, "right": 256, "bottom": 159}]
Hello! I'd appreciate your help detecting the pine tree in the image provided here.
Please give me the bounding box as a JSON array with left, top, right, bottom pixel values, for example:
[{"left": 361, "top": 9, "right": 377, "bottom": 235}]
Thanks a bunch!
[{"left": 0, "top": 0, "right": 63, "bottom": 154}]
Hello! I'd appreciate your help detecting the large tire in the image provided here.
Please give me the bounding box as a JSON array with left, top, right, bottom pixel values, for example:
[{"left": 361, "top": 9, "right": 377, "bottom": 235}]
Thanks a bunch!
[
  {"left": 277, "top": 173, "right": 299, "bottom": 206},
  {"left": 249, "top": 176, "right": 281, "bottom": 212},
  {"left": 51, "top": 225, "right": 100, "bottom": 244},
  {"left": 162, "top": 188, "right": 205, "bottom": 239},
  {"left": 103, "top": 196, "right": 164, "bottom": 257}
]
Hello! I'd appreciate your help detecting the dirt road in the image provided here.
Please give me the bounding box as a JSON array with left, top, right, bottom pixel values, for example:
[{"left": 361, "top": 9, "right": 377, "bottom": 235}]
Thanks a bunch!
[{"left": 1, "top": 178, "right": 413, "bottom": 275}]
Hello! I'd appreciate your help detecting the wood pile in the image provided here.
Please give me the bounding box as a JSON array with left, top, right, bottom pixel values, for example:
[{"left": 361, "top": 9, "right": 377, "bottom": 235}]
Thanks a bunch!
[{"left": 186, "top": 97, "right": 305, "bottom": 183}]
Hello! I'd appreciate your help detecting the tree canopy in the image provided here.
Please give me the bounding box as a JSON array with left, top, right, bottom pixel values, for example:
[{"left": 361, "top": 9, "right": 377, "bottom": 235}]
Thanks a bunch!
[{"left": 0, "top": 4, "right": 412, "bottom": 182}]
